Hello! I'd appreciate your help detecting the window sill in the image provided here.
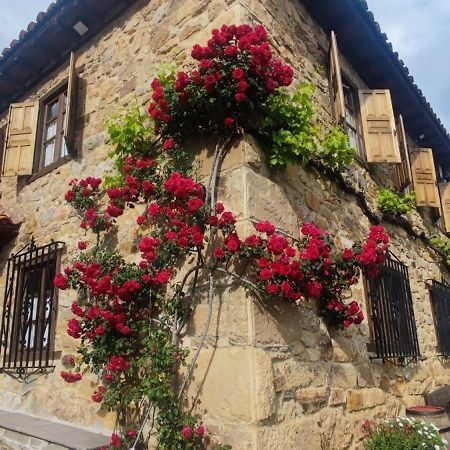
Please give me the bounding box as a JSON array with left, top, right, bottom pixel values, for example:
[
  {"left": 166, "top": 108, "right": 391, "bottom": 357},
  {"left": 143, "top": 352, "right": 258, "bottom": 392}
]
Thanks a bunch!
[
  {"left": 354, "top": 154, "right": 369, "bottom": 171},
  {"left": 27, "top": 155, "right": 73, "bottom": 184}
]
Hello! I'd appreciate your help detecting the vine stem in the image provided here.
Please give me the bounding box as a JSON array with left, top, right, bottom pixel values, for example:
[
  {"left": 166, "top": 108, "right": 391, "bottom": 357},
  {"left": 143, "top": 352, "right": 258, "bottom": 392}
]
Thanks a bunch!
[{"left": 177, "top": 134, "right": 234, "bottom": 400}]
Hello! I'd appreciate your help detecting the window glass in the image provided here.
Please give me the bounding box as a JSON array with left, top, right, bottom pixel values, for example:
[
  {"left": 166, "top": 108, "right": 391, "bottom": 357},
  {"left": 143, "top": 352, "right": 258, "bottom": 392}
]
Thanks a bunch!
[
  {"left": 44, "top": 142, "right": 55, "bottom": 167},
  {"left": 46, "top": 121, "right": 57, "bottom": 140},
  {"left": 39, "top": 88, "right": 68, "bottom": 170}
]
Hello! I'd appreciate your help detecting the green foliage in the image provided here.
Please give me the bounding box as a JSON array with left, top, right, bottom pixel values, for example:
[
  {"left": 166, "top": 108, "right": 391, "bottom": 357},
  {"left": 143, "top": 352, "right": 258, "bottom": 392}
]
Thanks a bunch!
[
  {"left": 259, "top": 84, "right": 318, "bottom": 167},
  {"left": 377, "top": 189, "right": 416, "bottom": 216},
  {"left": 259, "top": 84, "right": 355, "bottom": 171},
  {"left": 105, "top": 103, "right": 154, "bottom": 187},
  {"left": 321, "top": 125, "right": 355, "bottom": 172},
  {"left": 364, "top": 417, "right": 447, "bottom": 450},
  {"left": 431, "top": 236, "right": 450, "bottom": 265}
]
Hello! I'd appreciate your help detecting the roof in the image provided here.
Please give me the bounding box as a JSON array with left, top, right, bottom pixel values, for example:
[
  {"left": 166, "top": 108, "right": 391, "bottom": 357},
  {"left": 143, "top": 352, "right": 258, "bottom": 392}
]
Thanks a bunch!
[
  {"left": 0, "top": 0, "right": 449, "bottom": 164},
  {"left": 302, "top": 0, "right": 450, "bottom": 165},
  {"left": 0, "top": 0, "right": 135, "bottom": 112}
]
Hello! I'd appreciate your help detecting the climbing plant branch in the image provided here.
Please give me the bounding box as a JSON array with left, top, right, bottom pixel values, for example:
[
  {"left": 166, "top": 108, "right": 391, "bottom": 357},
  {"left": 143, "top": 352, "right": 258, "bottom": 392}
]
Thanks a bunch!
[{"left": 55, "top": 24, "right": 390, "bottom": 450}]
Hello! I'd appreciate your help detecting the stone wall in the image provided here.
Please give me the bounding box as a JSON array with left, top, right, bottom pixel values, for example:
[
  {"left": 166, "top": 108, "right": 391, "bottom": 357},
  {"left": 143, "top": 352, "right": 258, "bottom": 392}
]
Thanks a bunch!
[{"left": 0, "top": 0, "right": 448, "bottom": 448}]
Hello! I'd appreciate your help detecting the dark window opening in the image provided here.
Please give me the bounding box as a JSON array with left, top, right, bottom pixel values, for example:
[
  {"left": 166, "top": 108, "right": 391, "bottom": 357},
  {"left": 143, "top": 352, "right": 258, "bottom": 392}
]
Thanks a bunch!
[
  {"left": 430, "top": 280, "right": 450, "bottom": 357},
  {"left": 0, "top": 240, "right": 64, "bottom": 378},
  {"left": 366, "top": 252, "right": 420, "bottom": 365},
  {"left": 342, "top": 79, "right": 366, "bottom": 160}
]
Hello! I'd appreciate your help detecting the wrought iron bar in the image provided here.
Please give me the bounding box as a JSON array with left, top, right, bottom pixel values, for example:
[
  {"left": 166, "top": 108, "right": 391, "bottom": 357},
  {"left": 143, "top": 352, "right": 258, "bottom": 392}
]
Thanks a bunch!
[
  {"left": 0, "top": 241, "right": 64, "bottom": 377},
  {"left": 367, "top": 252, "right": 420, "bottom": 364},
  {"left": 430, "top": 280, "right": 450, "bottom": 357}
]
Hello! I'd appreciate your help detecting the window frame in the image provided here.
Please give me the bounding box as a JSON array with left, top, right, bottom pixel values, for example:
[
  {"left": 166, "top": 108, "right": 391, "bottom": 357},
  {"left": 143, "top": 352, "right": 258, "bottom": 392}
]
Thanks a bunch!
[
  {"left": 34, "top": 81, "right": 70, "bottom": 176},
  {"left": 364, "top": 251, "right": 420, "bottom": 365},
  {"left": 429, "top": 280, "right": 450, "bottom": 357},
  {"left": 0, "top": 241, "right": 64, "bottom": 377},
  {"left": 341, "top": 76, "right": 367, "bottom": 164}
]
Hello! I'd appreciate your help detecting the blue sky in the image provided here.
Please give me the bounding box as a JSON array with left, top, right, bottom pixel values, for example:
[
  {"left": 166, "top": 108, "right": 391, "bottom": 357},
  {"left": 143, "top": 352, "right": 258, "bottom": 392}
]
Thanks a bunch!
[{"left": 0, "top": 0, "right": 449, "bottom": 130}]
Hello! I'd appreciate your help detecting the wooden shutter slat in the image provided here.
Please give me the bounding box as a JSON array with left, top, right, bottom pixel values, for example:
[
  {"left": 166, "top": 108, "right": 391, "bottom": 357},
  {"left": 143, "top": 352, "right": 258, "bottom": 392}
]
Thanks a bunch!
[
  {"left": 394, "top": 115, "right": 412, "bottom": 190},
  {"left": 3, "top": 102, "right": 39, "bottom": 176},
  {"left": 410, "top": 148, "right": 440, "bottom": 207},
  {"left": 64, "top": 51, "right": 78, "bottom": 154},
  {"left": 359, "top": 89, "right": 401, "bottom": 163},
  {"left": 329, "top": 31, "right": 345, "bottom": 124},
  {"left": 439, "top": 183, "right": 450, "bottom": 232}
]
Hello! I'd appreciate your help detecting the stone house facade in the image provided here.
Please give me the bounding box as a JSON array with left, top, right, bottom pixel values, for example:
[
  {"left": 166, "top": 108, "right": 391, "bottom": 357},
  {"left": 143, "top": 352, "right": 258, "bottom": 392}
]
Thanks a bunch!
[{"left": 0, "top": 0, "right": 449, "bottom": 449}]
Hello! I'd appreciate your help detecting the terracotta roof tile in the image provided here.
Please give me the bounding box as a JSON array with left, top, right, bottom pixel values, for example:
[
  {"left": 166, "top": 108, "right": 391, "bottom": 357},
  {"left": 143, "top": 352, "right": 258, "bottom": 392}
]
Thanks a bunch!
[
  {"left": 0, "top": 0, "right": 448, "bottom": 146},
  {"left": 355, "top": 0, "right": 450, "bottom": 141}
]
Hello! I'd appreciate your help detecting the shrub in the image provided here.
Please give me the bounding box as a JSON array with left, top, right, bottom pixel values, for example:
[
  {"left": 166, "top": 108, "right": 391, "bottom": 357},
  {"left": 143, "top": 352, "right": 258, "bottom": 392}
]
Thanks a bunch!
[
  {"left": 259, "top": 84, "right": 355, "bottom": 169},
  {"left": 377, "top": 189, "right": 416, "bottom": 216},
  {"left": 364, "top": 417, "right": 447, "bottom": 450}
]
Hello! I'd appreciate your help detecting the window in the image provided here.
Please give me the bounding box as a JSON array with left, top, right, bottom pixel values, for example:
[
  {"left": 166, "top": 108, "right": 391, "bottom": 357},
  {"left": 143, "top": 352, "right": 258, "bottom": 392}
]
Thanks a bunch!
[
  {"left": 0, "top": 240, "right": 64, "bottom": 377},
  {"left": 430, "top": 280, "right": 450, "bottom": 357},
  {"left": 329, "top": 31, "right": 401, "bottom": 164},
  {"left": 342, "top": 80, "right": 365, "bottom": 160},
  {"left": 365, "top": 252, "right": 420, "bottom": 364},
  {"left": 37, "top": 87, "right": 69, "bottom": 171},
  {"left": 1, "top": 52, "right": 77, "bottom": 178}
]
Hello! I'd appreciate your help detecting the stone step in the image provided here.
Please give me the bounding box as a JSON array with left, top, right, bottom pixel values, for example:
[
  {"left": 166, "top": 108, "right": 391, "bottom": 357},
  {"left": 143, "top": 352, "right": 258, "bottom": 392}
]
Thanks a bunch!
[{"left": 0, "top": 409, "right": 111, "bottom": 450}]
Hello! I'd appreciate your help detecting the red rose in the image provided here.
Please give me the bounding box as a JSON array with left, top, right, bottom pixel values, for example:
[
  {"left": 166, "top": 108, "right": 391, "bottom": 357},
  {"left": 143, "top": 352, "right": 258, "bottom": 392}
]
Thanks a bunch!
[
  {"left": 342, "top": 248, "right": 354, "bottom": 261},
  {"left": 224, "top": 117, "right": 235, "bottom": 127},
  {"left": 182, "top": 426, "right": 193, "bottom": 441},
  {"left": 65, "top": 190, "right": 75, "bottom": 202},
  {"left": 78, "top": 241, "right": 87, "bottom": 250},
  {"left": 54, "top": 273, "right": 68, "bottom": 290},
  {"left": 163, "top": 138, "right": 175, "bottom": 150},
  {"left": 214, "top": 247, "right": 225, "bottom": 259},
  {"left": 232, "top": 67, "right": 245, "bottom": 80},
  {"left": 267, "top": 283, "right": 279, "bottom": 295},
  {"left": 188, "top": 198, "right": 204, "bottom": 212},
  {"left": 111, "top": 433, "right": 122, "bottom": 448}
]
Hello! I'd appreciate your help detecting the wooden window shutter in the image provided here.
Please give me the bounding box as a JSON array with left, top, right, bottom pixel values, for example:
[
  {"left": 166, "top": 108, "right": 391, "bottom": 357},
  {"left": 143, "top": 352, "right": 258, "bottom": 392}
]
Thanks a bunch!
[
  {"left": 439, "top": 183, "right": 450, "bottom": 232},
  {"left": 2, "top": 102, "right": 39, "bottom": 176},
  {"left": 64, "top": 52, "right": 78, "bottom": 154},
  {"left": 329, "top": 31, "right": 345, "bottom": 124},
  {"left": 358, "top": 90, "right": 401, "bottom": 163},
  {"left": 394, "top": 115, "right": 412, "bottom": 190},
  {"left": 410, "top": 148, "right": 440, "bottom": 207}
]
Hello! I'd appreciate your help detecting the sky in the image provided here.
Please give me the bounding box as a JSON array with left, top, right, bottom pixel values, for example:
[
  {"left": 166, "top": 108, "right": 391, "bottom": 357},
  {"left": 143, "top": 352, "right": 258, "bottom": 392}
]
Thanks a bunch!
[{"left": 0, "top": 0, "right": 449, "bottom": 130}]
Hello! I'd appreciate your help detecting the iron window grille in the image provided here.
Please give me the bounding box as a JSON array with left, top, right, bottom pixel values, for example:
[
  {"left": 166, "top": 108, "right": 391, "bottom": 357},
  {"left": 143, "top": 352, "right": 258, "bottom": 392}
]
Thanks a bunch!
[
  {"left": 366, "top": 252, "right": 420, "bottom": 365},
  {"left": 0, "top": 240, "right": 64, "bottom": 379},
  {"left": 430, "top": 280, "right": 450, "bottom": 358}
]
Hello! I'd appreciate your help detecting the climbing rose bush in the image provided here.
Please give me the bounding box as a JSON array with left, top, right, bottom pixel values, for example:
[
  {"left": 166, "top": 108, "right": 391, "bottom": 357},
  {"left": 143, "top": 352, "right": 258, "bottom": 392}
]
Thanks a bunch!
[
  {"left": 54, "top": 23, "right": 385, "bottom": 450},
  {"left": 148, "top": 23, "right": 293, "bottom": 139}
]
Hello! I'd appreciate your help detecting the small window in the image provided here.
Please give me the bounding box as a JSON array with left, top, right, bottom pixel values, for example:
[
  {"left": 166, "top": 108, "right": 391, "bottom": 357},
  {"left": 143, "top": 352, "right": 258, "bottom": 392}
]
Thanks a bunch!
[
  {"left": 37, "top": 87, "right": 69, "bottom": 171},
  {"left": 0, "top": 240, "right": 64, "bottom": 377},
  {"left": 342, "top": 79, "right": 366, "bottom": 160},
  {"left": 2, "top": 52, "right": 77, "bottom": 178},
  {"left": 365, "top": 252, "right": 420, "bottom": 365},
  {"left": 430, "top": 280, "right": 450, "bottom": 357}
]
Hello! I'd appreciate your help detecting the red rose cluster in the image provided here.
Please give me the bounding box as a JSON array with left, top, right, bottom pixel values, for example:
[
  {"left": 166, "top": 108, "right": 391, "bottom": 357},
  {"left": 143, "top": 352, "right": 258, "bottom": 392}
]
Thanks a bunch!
[
  {"left": 210, "top": 220, "right": 389, "bottom": 329},
  {"left": 148, "top": 23, "right": 293, "bottom": 136},
  {"left": 60, "top": 371, "right": 82, "bottom": 383}
]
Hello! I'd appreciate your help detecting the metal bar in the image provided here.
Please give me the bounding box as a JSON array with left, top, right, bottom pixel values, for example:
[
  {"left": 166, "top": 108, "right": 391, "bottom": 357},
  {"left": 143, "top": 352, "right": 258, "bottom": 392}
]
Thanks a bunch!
[
  {"left": 0, "top": 256, "right": 12, "bottom": 368},
  {"left": 367, "top": 253, "right": 420, "bottom": 362},
  {"left": 44, "top": 243, "right": 57, "bottom": 367}
]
